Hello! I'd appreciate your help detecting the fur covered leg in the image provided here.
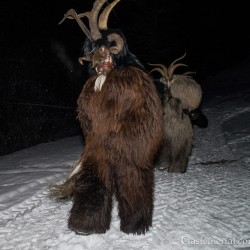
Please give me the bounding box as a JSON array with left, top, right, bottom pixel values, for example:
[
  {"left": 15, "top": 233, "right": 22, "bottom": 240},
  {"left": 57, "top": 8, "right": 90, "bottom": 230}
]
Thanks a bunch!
[
  {"left": 115, "top": 167, "right": 154, "bottom": 235},
  {"left": 168, "top": 141, "right": 192, "bottom": 173},
  {"left": 68, "top": 166, "right": 112, "bottom": 234},
  {"left": 155, "top": 144, "right": 170, "bottom": 171}
]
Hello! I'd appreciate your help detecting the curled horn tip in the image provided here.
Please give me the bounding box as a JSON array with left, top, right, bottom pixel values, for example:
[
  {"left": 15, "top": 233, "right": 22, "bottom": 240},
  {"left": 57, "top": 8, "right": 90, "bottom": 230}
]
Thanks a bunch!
[
  {"left": 58, "top": 9, "right": 76, "bottom": 25},
  {"left": 78, "top": 55, "right": 91, "bottom": 65},
  {"left": 170, "top": 52, "right": 187, "bottom": 67},
  {"left": 107, "top": 33, "right": 124, "bottom": 54},
  {"left": 148, "top": 63, "right": 169, "bottom": 77},
  {"left": 98, "top": 0, "right": 121, "bottom": 30}
]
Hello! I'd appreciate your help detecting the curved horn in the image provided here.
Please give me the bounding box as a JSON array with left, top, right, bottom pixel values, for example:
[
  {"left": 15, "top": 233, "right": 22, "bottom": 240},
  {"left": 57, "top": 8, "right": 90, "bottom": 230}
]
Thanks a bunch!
[
  {"left": 107, "top": 33, "right": 124, "bottom": 54},
  {"left": 59, "top": 9, "right": 92, "bottom": 41},
  {"left": 183, "top": 71, "right": 196, "bottom": 77},
  {"left": 168, "top": 63, "right": 187, "bottom": 78},
  {"left": 148, "top": 63, "right": 168, "bottom": 73},
  {"left": 149, "top": 68, "right": 166, "bottom": 77},
  {"left": 167, "top": 53, "right": 188, "bottom": 78},
  {"left": 169, "top": 53, "right": 187, "bottom": 68},
  {"left": 148, "top": 63, "right": 169, "bottom": 77},
  {"left": 98, "top": 0, "right": 120, "bottom": 30},
  {"left": 78, "top": 55, "right": 92, "bottom": 65},
  {"left": 89, "top": 0, "right": 107, "bottom": 40}
]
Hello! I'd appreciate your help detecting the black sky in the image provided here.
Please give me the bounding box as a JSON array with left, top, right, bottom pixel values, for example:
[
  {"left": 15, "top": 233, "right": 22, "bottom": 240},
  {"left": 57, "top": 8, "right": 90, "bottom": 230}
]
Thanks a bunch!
[
  {"left": 1, "top": 0, "right": 250, "bottom": 112},
  {"left": 1, "top": 0, "right": 250, "bottom": 80}
]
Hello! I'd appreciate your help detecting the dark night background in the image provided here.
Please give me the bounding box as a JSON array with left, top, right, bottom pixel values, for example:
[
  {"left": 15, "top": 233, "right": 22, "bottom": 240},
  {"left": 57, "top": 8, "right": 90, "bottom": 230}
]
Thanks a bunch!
[{"left": 0, "top": 0, "right": 249, "bottom": 156}]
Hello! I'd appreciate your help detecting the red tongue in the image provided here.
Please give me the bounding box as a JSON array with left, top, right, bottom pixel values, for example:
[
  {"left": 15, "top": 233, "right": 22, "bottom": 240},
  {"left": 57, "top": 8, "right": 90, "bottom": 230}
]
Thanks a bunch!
[{"left": 96, "top": 61, "right": 114, "bottom": 75}]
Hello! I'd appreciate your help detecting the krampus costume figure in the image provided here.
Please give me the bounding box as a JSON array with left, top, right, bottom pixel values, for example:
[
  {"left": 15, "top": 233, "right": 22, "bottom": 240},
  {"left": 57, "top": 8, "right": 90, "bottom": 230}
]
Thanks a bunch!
[
  {"left": 50, "top": 0, "right": 163, "bottom": 235},
  {"left": 150, "top": 54, "right": 202, "bottom": 173}
]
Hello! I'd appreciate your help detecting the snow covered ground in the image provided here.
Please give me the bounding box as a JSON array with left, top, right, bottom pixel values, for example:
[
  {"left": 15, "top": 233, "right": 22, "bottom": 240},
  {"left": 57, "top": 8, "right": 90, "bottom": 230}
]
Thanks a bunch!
[{"left": 1, "top": 62, "right": 250, "bottom": 250}]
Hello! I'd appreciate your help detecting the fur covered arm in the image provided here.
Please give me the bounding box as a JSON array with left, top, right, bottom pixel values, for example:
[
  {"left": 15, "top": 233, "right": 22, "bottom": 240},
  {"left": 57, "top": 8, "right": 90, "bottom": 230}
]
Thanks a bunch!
[
  {"left": 77, "top": 111, "right": 92, "bottom": 138},
  {"left": 76, "top": 85, "right": 92, "bottom": 138}
]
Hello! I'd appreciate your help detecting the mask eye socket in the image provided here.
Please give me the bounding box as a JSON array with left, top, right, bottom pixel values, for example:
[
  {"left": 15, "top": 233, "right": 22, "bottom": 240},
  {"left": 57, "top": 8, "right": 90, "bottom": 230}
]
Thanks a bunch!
[{"left": 109, "top": 40, "right": 116, "bottom": 47}]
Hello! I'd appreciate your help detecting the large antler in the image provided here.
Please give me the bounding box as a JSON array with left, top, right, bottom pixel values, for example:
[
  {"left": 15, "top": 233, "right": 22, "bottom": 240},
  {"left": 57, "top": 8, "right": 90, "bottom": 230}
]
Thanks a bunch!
[
  {"left": 168, "top": 53, "right": 187, "bottom": 78},
  {"left": 59, "top": 0, "right": 107, "bottom": 41},
  {"left": 88, "top": 0, "right": 107, "bottom": 40},
  {"left": 99, "top": 0, "right": 120, "bottom": 30},
  {"left": 149, "top": 53, "right": 188, "bottom": 85},
  {"left": 148, "top": 63, "right": 169, "bottom": 79},
  {"left": 59, "top": 0, "right": 120, "bottom": 41},
  {"left": 59, "top": 9, "right": 92, "bottom": 41}
]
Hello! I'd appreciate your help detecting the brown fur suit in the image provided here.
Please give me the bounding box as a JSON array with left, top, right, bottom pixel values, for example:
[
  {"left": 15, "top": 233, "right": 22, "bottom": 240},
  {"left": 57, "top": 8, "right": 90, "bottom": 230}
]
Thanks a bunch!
[
  {"left": 50, "top": 0, "right": 163, "bottom": 235},
  {"left": 150, "top": 54, "right": 202, "bottom": 173},
  {"left": 73, "top": 67, "right": 163, "bottom": 234}
]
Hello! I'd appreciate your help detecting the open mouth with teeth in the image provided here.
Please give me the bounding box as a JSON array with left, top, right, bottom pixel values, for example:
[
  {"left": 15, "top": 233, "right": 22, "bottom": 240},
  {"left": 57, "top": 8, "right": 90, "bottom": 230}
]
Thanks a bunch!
[
  {"left": 78, "top": 45, "right": 115, "bottom": 76},
  {"left": 94, "top": 57, "right": 114, "bottom": 75},
  {"left": 92, "top": 45, "right": 114, "bottom": 75},
  {"left": 78, "top": 45, "right": 115, "bottom": 91},
  {"left": 87, "top": 45, "right": 115, "bottom": 91}
]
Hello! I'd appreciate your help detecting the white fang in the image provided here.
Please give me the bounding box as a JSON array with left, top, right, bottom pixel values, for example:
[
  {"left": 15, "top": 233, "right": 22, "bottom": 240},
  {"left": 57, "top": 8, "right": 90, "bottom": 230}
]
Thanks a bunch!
[{"left": 94, "top": 75, "right": 106, "bottom": 91}]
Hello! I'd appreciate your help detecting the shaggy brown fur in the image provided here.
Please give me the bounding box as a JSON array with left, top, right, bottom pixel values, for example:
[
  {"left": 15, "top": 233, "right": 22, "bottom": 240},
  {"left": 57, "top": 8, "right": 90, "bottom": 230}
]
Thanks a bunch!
[
  {"left": 50, "top": 0, "right": 163, "bottom": 235},
  {"left": 164, "top": 75, "right": 202, "bottom": 173},
  {"left": 150, "top": 55, "right": 202, "bottom": 173},
  {"left": 157, "top": 96, "right": 194, "bottom": 173},
  {"left": 52, "top": 66, "right": 163, "bottom": 235}
]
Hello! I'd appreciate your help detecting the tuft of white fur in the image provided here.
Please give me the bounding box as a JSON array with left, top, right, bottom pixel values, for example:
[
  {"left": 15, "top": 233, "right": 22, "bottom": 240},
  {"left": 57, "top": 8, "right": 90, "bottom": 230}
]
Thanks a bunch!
[
  {"left": 68, "top": 162, "right": 82, "bottom": 179},
  {"left": 49, "top": 160, "right": 82, "bottom": 198}
]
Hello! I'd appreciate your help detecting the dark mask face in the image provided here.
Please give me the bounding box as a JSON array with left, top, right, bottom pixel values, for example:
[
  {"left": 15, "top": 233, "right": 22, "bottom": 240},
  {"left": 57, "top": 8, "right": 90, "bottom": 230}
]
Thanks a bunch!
[
  {"left": 79, "top": 29, "right": 126, "bottom": 71},
  {"left": 79, "top": 29, "right": 144, "bottom": 75},
  {"left": 91, "top": 45, "right": 114, "bottom": 75},
  {"left": 59, "top": 1, "right": 145, "bottom": 75}
]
